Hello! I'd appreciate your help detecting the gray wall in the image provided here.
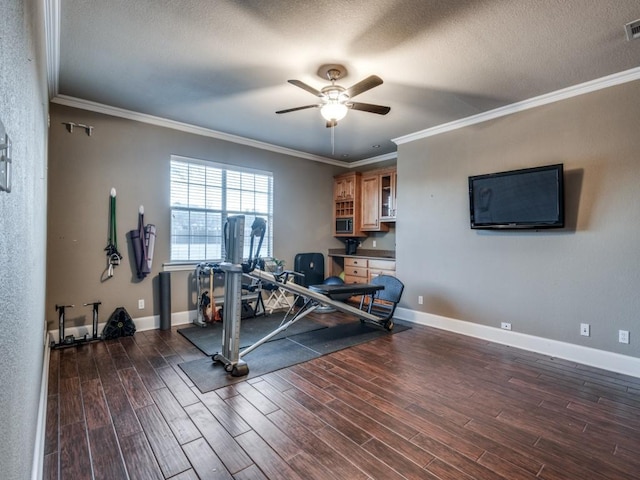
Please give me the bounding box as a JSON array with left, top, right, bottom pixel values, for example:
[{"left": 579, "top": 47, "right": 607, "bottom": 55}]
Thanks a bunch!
[
  {"left": 397, "top": 79, "right": 640, "bottom": 358},
  {"left": 0, "top": 0, "right": 48, "bottom": 478},
  {"left": 47, "top": 103, "right": 346, "bottom": 328},
  {"left": 359, "top": 226, "right": 396, "bottom": 251}
]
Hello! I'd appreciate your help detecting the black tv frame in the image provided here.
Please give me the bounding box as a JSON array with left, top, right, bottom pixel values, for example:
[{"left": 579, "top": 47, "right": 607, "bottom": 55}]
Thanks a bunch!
[{"left": 469, "top": 163, "right": 564, "bottom": 230}]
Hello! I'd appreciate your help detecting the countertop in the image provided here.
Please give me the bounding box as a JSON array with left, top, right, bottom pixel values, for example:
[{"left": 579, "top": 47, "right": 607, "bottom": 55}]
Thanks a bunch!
[{"left": 328, "top": 248, "right": 395, "bottom": 260}]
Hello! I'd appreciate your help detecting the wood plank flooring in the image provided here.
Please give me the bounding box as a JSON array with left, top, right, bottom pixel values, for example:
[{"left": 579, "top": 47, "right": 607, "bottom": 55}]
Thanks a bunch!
[{"left": 43, "top": 313, "right": 640, "bottom": 479}]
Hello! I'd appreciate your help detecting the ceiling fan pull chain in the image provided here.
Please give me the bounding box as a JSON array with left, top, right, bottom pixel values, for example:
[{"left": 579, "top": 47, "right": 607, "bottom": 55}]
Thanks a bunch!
[{"left": 331, "top": 125, "right": 335, "bottom": 155}]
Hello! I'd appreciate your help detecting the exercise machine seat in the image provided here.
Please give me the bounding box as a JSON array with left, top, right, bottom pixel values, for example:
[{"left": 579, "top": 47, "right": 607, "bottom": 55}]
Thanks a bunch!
[{"left": 323, "top": 276, "right": 352, "bottom": 301}]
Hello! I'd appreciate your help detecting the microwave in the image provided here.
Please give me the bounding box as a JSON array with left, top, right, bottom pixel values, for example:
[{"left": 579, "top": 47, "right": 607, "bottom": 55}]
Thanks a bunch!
[{"left": 335, "top": 217, "right": 353, "bottom": 234}]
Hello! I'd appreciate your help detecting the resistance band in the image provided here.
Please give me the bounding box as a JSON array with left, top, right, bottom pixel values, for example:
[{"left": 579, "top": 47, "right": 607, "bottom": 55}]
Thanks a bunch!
[{"left": 105, "top": 188, "right": 122, "bottom": 277}]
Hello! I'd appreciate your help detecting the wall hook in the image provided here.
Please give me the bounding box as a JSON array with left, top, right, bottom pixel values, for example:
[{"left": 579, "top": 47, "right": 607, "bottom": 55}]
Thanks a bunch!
[
  {"left": 77, "top": 123, "right": 94, "bottom": 136},
  {"left": 62, "top": 122, "right": 94, "bottom": 136}
]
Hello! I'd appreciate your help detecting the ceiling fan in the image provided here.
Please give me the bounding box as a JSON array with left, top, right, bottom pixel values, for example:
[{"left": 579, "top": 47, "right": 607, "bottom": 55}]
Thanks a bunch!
[{"left": 276, "top": 64, "right": 391, "bottom": 128}]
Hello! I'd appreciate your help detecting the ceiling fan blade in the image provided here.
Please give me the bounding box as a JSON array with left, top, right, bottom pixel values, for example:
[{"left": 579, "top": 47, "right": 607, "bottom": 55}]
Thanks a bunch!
[
  {"left": 345, "top": 75, "right": 383, "bottom": 98},
  {"left": 349, "top": 102, "right": 391, "bottom": 115},
  {"left": 326, "top": 119, "right": 337, "bottom": 128},
  {"left": 288, "top": 79, "right": 322, "bottom": 97},
  {"left": 275, "top": 104, "right": 319, "bottom": 114}
]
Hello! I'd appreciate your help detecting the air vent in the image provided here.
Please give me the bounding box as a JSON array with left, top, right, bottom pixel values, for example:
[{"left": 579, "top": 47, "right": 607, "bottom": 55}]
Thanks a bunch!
[{"left": 625, "top": 19, "right": 640, "bottom": 41}]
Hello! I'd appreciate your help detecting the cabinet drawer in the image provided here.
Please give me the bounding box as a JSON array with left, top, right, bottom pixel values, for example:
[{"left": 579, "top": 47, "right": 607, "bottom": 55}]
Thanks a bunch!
[
  {"left": 344, "top": 266, "right": 368, "bottom": 278},
  {"left": 369, "top": 271, "right": 396, "bottom": 281},
  {"left": 368, "top": 259, "right": 395, "bottom": 271},
  {"left": 344, "top": 257, "right": 368, "bottom": 268},
  {"left": 344, "top": 275, "right": 367, "bottom": 284}
]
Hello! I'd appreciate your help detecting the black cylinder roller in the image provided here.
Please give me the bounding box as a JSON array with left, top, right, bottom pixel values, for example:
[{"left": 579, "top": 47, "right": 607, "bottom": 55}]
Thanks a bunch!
[{"left": 159, "top": 272, "right": 171, "bottom": 330}]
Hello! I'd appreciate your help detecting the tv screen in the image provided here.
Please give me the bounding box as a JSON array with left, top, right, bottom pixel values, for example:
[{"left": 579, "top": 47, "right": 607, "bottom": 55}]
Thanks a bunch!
[{"left": 469, "top": 164, "right": 564, "bottom": 229}]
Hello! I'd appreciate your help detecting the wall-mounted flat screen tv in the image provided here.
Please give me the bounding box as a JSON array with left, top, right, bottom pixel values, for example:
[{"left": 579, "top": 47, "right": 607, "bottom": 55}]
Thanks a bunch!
[{"left": 469, "top": 164, "right": 564, "bottom": 229}]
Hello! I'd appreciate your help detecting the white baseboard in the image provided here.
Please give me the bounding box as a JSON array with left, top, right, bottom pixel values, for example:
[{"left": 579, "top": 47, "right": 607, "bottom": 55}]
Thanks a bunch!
[
  {"left": 50, "top": 310, "right": 197, "bottom": 343},
  {"left": 32, "top": 340, "right": 50, "bottom": 480},
  {"left": 130, "top": 311, "right": 195, "bottom": 332},
  {"left": 394, "top": 307, "right": 640, "bottom": 379}
]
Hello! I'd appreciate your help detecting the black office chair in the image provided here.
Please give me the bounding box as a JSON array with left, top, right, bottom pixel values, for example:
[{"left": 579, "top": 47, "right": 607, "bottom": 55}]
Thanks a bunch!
[
  {"left": 361, "top": 275, "right": 404, "bottom": 330},
  {"left": 294, "top": 253, "right": 325, "bottom": 286}
]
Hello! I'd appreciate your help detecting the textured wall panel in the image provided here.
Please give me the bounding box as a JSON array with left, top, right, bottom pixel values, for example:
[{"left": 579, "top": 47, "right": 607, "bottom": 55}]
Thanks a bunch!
[{"left": 0, "top": 0, "right": 48, "bottom": 479}]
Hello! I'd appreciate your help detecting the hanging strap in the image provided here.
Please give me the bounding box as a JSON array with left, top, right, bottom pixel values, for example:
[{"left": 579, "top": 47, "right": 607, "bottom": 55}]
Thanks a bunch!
[
  {"left": 110, "top": 194, "right": 118, "bottom": 252},
  {"left": 105, "top": 190, "right": 122, "bottom": 277}
]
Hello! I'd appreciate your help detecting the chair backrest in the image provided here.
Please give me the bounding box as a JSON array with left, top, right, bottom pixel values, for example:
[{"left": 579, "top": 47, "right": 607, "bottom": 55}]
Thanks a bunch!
[
  {"left": 371, "top": 274, "right": 404, "bottom": 303},
  {"left": 367, "top": 275, "right": 404, "bottom": 320}
]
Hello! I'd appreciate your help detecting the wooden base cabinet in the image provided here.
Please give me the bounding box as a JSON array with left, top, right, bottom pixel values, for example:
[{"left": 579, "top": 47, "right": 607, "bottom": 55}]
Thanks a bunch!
[
  {"left": 368, "top": 259, "right": 396, "bottom": 280},
  {"left": 343, "top": 257, "right": 369, "bottom": 284},
  {"left": 343, "top": 256, "right": 396, "bottom": 303}
]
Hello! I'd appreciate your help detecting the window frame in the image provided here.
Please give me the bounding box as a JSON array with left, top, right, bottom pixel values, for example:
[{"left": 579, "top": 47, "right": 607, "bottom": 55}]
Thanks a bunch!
[{"left": 168, "top": 155, "right": 273, "bottom": 267}]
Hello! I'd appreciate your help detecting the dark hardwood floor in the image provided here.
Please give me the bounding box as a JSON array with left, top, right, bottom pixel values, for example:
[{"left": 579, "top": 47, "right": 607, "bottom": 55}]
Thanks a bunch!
[{"left": 43, "top": 312, "right": 640, "bottom": 479}]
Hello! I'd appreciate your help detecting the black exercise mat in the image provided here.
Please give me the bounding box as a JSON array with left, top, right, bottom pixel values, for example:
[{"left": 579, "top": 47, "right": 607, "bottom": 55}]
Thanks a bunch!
[
  {"left": 287, "top": 321, "right": 409, "bottom": 354},
  {"left": 178, "top": 339, "right": 320, "bottom": 390},
  {"left": 178, "top": 321, "right": 410, "bottom": 393},
  {"left": 177, "top": 312, "right": 328, "bottom": 356}
]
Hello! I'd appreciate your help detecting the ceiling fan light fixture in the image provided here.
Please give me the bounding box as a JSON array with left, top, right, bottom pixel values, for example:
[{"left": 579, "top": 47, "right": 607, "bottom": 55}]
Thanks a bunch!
[
  {"left": 279, "top": 66, "right": 388, "bottom": 126},
  {"left": 321, "top": 101, "right": 348, "bottom": 121}
]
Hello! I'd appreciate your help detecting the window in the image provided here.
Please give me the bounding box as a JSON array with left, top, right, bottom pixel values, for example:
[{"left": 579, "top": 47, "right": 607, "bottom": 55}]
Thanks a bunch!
[{"left": 170, "top": 156, "right": 273, "bottom": 262}]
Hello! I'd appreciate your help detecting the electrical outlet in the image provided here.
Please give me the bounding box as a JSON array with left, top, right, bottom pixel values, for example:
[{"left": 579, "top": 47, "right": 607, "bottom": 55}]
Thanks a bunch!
[
  {"left": 501, "top": 322, "right": 512, "bottom": 331},
  {"left": 418, "top": 295, "right": 423, "bottom": 305},
  {"left": 580, "top": 323, "right": 590, "bottom": 337},
  {"left": 619, "top": 330, "right": 630, "bottom": 344},
  {"left": 372, "top": 240, "right": 377, "bottom": 247},
  {"left": 138, "top": 299, "right": 145, "bottom": 310}
]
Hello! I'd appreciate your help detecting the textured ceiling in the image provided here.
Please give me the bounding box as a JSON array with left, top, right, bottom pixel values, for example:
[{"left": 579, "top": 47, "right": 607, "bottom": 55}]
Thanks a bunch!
[{"left": 53, "top": 0, "right": 640, "bottom": 162}]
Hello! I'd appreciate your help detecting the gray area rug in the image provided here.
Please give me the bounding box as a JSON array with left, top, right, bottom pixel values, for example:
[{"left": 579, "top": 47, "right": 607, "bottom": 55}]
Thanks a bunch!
[{"left": 179, "top": 320, "right": 410, "bottom": 393}]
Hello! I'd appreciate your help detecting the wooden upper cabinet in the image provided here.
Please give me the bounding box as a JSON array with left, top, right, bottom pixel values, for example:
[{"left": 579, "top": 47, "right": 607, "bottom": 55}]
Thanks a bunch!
[
  {"left": 334, "top": 174, "right": 356, "bottom": 200},
  {"left": 361, "top": 172, "right": 389, "bottom": 232},
  {"left": 361, "top": 167, "right": 397, "bottom": 231},
  {"left": 333, "top": 172, "right": 365, "bottom": 237},
  {"left": 379, "top": 169, "right": 397, "bottom": 221}
]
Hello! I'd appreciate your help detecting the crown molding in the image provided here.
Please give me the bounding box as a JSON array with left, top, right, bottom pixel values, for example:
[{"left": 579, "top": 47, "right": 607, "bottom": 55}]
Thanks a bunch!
[
  {"left": 44, "top": 0, "right": 60, "bottom": 99},
  {"left": 393, "top": 66, "right": 640, "bottom": 145},
  {"left": 348, "top": 151, "right": 397, "bottom": 168},
  {"left": 51, "top": 95, "right": 350, "bottom": 166}
]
